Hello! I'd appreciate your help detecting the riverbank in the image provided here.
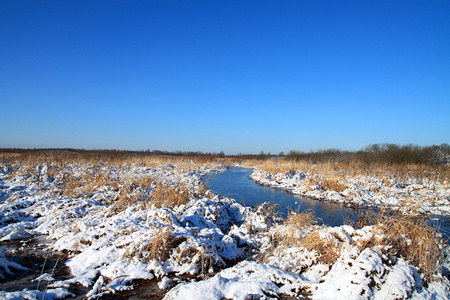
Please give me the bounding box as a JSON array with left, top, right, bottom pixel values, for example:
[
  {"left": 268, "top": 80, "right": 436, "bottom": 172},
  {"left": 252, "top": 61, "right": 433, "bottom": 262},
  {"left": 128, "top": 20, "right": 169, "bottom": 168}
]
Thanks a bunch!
[
  {"left": 250, "top": 161, "right": 450, "bottom": 216},
  {"left": 1, "top": 156, "right": 449, "bottom": 299}
]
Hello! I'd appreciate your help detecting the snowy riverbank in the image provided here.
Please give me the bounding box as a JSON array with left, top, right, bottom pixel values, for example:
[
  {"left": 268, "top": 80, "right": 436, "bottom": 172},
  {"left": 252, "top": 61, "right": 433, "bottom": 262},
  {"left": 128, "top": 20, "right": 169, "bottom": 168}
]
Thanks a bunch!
[
  {"left": 250, "top": 168, "right": 450, "bottom": 216},
  {"left": 0, "top": 159, "right": 449, "bottom": 299}
]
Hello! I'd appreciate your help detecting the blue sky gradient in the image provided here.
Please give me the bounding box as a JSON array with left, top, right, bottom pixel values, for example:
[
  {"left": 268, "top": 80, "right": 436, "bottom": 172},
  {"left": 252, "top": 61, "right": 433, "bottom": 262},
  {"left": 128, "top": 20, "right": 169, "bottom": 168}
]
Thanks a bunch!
[{"left": 1, "top": 1, "right": 449, "bottom": 154}]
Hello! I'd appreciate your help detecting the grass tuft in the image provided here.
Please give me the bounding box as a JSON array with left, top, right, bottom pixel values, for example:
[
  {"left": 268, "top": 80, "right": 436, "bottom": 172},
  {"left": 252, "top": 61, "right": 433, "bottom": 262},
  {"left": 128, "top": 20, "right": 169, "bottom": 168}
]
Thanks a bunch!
[
  {"left": 350, "top": 209, "right": 446, "bottom": 282},
  {"left": 301, "top": 230, "right": 340, "bottom": 265},
  {"left": 151, "top": 182, "right": 190, "bottom": 208},
  {"left": 320, "top": 177, "right": 348, "bottom": 193}
]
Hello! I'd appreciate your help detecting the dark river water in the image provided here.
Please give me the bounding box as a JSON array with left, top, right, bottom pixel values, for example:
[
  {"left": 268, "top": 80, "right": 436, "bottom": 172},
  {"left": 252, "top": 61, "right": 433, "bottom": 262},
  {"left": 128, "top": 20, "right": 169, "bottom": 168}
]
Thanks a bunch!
[
  {"left": 205, "top": 167, "right": 450, "bottom": 240},
  {"left": 205, "top": 167, "right": 359, "bottom": 227}
]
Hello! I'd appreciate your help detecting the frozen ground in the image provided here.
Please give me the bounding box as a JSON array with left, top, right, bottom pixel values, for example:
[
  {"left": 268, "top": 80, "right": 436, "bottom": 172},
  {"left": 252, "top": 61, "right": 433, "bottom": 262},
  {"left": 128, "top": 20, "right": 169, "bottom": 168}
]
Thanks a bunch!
[{"left": 0, "top": 160, "right": 449, "bottom": 299}]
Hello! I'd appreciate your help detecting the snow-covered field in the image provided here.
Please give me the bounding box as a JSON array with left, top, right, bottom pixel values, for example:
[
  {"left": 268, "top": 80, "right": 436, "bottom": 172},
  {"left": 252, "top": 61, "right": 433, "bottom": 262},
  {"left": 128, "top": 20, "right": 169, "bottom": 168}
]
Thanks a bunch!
[{"left": 0, "top": 158, "right": 449, "bottom": 299}]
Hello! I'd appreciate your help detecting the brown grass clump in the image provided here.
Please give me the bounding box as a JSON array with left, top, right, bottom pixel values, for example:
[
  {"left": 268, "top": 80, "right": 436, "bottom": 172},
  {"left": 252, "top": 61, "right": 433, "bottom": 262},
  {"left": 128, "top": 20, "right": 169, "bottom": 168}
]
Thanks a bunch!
[
  {"left": 195, "top": 183, "right": 212, "bottom": 199},
  {"left": 60, "top": 173, "right": 84, "bottom": 198},
  {"left": 255, "top": 202, "right": 281, "bottom": 225},
  {"left": 280, "top": 210, "right": 340, "bottom": 265},
  {"left": 377, "top": 214, "right": 444, "bottom": 282},
  {"left": 109, "top": 189, "right": 146, "bottom": 214},
  {"left": 397, "top": 196, "right": 423, "bottom": 215},
  {"left": 174, "top": 246, "right": 215, "bottom": 275},
  {"left": 301, "top": 230, "right": 340, "bottom": 265},
  {"left": 321, "top": 177, "right": 348, "bottom": 193},
  {"left": 258, "top": 211, "right": 319, "bottom": 263},
  {"left": 151, "top": 182, "right": 190, "bottom": 208},
  {"left": 350, "top": 209, "right": 446, "bottom": 282},
  {"left": 143, "top": 227, "right": 186, "bottom": 262},
  {"left": 284, "top": 210, "right": 318, "bottom": 230},
  {"left": 59, "top": 169, "right": 121, "bottom": 199},
  {"left": 280, "top": 211, "right": 319, "bottom": 248},
  {"left": 254, "top": 160, "right": 298, "bottom": 174},
  {"left": 107, "top": 176, "right": 154, "bottom": 213},
  {"left": 254, "top": 158, "right": 449, "bottom": 188}
]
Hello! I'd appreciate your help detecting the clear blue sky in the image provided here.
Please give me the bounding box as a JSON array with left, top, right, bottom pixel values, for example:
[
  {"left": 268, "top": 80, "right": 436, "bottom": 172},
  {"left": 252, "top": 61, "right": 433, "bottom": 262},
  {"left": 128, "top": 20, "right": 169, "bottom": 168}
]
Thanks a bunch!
[{"left": 1, "top": 0, "right": 449, "bottom": 154}]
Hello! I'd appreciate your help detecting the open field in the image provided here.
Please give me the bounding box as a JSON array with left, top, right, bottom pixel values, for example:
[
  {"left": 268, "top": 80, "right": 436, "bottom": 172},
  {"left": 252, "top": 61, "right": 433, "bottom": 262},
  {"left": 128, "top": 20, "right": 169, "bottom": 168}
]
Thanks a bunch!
[{"left": 0, "top": 152, "right": 449, "bottom": 299}]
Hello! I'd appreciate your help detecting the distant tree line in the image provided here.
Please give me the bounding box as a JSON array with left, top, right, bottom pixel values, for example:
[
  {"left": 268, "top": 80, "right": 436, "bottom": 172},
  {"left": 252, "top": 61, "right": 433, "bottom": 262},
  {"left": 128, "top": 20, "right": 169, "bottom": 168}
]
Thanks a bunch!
[
  {"left": 286, "top": 144, "right": 450, "bottom": 165},
  {"left": 2, "top": 143, "right": 449, "bottom": 165},
  {"left": 0, "top": 148, "right": 228, "bottom": 158}
]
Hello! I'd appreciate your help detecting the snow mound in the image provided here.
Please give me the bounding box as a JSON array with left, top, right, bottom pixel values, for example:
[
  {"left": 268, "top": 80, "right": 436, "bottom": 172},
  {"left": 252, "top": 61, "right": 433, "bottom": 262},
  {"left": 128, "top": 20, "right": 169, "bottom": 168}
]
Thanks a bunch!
[{"left": 164, "top": 261, "right": 308, "bottom": 300}]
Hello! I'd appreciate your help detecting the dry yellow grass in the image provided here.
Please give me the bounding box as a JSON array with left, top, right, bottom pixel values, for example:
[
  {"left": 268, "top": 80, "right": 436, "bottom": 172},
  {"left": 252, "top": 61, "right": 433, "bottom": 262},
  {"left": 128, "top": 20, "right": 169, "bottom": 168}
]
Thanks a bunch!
[
  {"left": 284, "top": 210, "right": 318, "bottom": 230},
  {"left": 0, "top": 151, "right": 232, "bottom": 172},
  {"left": 260, "top": 208, "right": 446, "bottom": 282},
  {"left": 144, "top": 227, "right": 186, "bottom": 262},
  {"left": 59, "top": 170, "right": 123, "bottom": 199},
  {"left": 255, "top": 202, "right": 281, "bottom": 224},
  {"left": 195, "top": 183, "right": 212, "bottom": 199},
  {"left": 151, "top": 182, "right": 190, "bottom": 208},
  {"left": 123, "top": 227, "right": 186, "bottom": 263},
  {"left": 376, "top": 214, "right": 444, "bottom": 282},
  {"left": 254, "top": 159, "right": 450, "bottom": 185},
  {"left": 250, "top": 159, "right": 298, "bottom": 174},
  {"left": 301, "top": 229, "right": 340, "bottom": 265},
  {"left": 258, "top": 210, "right": 319, "bottom": 263},
  {"left": 348, "top": 209, "right": 445, "bottom": 282},
  {"left": 174, "top": 246, "right": 215, "bottom": 275},
  {"left": 320, "top": 176, "right": 348, "bottom": 193},
  {"left": 278, "top": 211, "right": 340, "bottom": 265}
]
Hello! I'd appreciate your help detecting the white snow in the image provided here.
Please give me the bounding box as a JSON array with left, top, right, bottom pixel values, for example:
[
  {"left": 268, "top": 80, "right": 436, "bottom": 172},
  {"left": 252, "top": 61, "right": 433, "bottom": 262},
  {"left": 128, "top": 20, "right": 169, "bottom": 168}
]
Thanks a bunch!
[
  {"left": 0, "top": 160, "right": 449, "bottom": 299},
  {"left": 165, "top": 261, "right": 306, "bottom": 300},
  {"left": 32, "top": 273, "right": 55, "bottom": 282},
  {"left": 0, "top": 288, "right": 75, "bottom": 300},
  {"left": 0, "top": 248, "right": 27, "bottom": 279}
]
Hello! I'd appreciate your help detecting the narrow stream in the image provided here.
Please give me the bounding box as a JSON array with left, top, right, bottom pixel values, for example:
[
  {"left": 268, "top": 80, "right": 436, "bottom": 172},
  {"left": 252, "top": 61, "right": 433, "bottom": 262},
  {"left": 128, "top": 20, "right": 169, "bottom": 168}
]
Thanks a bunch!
[
  {"left": 205, "top": 167, "right": 450, "bottom": 240},
  {"left": 205, "top": 167, "right": 359, "bottom": 227}
]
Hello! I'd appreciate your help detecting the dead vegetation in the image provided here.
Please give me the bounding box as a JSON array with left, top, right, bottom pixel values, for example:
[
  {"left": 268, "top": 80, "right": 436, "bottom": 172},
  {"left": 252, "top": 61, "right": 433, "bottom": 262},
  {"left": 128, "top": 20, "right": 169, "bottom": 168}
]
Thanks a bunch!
[
  {"left": 280, "top": 212, "right": 340, "bottom": 265},
  {"left": 251, "top": 157, "right": 449, "bottom": 217},
  {"left": 348, "top": 209, "right": 446, "bottom": 282},
  {"left": 174, "top": 245, "right": 216, "bottom": 276},
  {"left": 151, "top": 182, "right": 190, "bottom": 209},
  {"left": 258, "top": 210, "right": 320, "bottom": 263},
  {"left": 255, "top": 202, "right": 281, "bottom": 225},
  {"left": 123, "top": 226, "right": 187, "bottom": 263},
  {"left": 277, "top": 210, "right": 341, "bottom": 265},
  {"left": 255, "top": 159, "right": 449, "bottom": 187},
  {"left": 301, "top": 230, "right": 340, "bottom": 265},
  {"left": 144, "top": 227, "right": 186, "bottom": 262},
  {"left": 320, "top": 176, "right": 348, "bottom": 193},
  {"left": 0, "top": 150, "right": 236, "bottom": 172},
  {"left": 1, "top": 152, "right": 218, "bottom": 214},
  {"left": 258, "top": 208, "right": 446, "bottom": 283}
]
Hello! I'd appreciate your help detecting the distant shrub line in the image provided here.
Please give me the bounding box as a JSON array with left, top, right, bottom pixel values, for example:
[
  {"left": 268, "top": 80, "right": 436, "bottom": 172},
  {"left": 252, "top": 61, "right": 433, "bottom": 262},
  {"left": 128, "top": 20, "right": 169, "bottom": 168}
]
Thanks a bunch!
[
  {"left": 0, "top": 148, "right": 225, "bottom": 159},
  {"left": 286, "top": 143, "right": 450, "bottom": 165},
  {"left": 1, "top": 143, "right": 449, "bottom": 165}
]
